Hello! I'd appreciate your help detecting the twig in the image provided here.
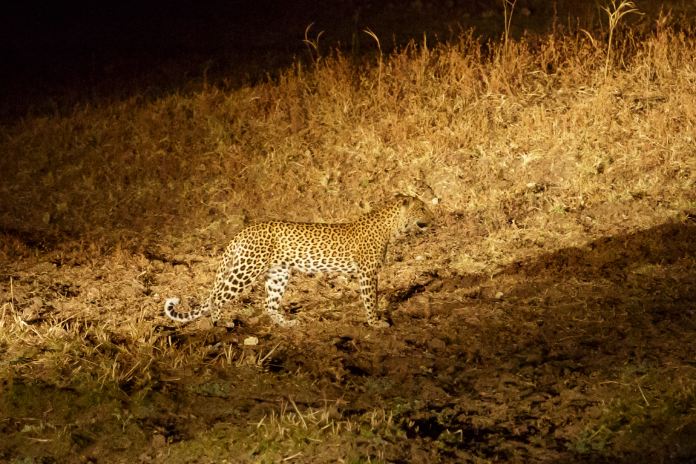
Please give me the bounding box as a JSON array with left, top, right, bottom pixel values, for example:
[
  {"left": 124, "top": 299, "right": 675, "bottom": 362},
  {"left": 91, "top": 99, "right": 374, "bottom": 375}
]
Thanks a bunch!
[
  {"left": 289, "top": 397, "right": 307, "bottom": 429},
  {"left": 636, "top": 381, "right": 650, "bottom": 406}
]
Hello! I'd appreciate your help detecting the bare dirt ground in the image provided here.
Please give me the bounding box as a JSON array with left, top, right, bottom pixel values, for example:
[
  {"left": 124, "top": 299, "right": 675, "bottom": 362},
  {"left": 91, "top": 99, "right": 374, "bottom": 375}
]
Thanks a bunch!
[{"left": 2, "top": 209, "right": 695, "bottom": 463}]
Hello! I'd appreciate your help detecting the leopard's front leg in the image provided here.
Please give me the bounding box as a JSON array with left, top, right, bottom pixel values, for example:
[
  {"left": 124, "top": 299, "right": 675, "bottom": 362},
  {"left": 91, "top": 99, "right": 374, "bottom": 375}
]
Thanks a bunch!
[{"left": 358, "top": 270, "right": 390, "bottom": 328}]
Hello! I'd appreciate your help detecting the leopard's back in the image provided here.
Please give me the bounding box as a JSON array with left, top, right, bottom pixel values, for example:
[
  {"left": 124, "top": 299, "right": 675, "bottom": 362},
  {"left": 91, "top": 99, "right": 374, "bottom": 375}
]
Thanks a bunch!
[{"left": 164, "top": 195, "right": 433, "bottom": 328}]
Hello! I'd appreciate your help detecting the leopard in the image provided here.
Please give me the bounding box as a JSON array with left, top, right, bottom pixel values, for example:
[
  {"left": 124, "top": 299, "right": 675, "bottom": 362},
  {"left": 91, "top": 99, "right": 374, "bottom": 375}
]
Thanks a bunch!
[{"left": 163, "top": 194, "right": 433, "bottom": 328}]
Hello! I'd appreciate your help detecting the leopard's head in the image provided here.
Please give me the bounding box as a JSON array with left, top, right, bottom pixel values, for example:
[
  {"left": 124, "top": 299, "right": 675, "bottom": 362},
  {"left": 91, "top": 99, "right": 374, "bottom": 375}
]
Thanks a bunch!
[{"left": 395, "top": 194, "right": 433, "bottom": 236}]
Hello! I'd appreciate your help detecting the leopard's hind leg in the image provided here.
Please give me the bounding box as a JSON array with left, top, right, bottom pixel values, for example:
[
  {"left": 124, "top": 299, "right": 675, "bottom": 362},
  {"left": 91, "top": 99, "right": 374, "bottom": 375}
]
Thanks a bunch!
[
  {"left": 264, "top": 265, "right": 297, "bottom": 327},
  {"left": 206, "top": 256, "right": 266, "bottom": 326}
]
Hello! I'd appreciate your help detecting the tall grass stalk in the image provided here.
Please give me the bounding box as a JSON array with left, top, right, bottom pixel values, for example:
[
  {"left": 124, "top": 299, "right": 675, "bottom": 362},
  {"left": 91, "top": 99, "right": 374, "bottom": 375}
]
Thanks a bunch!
[
  {"left": 502, "top": 0, "right": 518, "bottom": 63},
  {"left": 602, "top": 0, "right": 642, "bottom": 78},
  {"left": 363, "top": 28, "right": 383, "bottom": 97},
  {"left": 303, "top": 22, "right": 325, "bottom": 66}
]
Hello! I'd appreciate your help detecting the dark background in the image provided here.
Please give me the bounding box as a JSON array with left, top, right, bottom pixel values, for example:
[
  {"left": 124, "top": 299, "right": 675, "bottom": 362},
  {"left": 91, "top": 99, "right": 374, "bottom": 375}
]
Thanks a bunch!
[{"left": 0, "top": 1, "right": 680, "bottom": 120}]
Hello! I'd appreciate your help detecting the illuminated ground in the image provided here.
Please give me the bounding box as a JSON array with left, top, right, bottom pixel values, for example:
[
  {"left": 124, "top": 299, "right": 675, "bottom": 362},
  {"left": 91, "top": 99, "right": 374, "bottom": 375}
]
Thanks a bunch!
[{"left": 1, "top": 2, "right": 695, "bottom": 462}]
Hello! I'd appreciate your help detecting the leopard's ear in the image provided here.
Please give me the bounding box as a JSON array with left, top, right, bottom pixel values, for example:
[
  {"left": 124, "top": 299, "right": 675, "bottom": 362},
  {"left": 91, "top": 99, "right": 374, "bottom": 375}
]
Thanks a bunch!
[
  {"left": 400, "top": 173, "right": 439, "bottom": 205},
  {"left": 392, "top": 193, "right": 410, "bottom": 206}
]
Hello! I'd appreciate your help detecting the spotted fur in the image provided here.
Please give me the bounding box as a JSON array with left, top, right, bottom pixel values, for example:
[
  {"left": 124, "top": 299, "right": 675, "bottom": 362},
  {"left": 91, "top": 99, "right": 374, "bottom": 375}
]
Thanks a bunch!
[{"left": 164, "top": 195, "right": 432, "bottom": 328}]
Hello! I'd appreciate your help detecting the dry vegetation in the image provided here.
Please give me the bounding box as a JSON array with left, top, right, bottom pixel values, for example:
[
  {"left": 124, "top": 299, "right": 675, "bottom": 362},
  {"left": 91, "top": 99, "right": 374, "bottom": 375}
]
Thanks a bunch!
[{"left": 1, "top": 5, "right": 695, "bottom": 463}]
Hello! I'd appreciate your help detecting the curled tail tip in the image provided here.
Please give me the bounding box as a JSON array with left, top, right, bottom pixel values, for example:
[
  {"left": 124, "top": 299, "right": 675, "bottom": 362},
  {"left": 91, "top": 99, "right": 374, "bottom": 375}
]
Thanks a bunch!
[
  {"left": 164, "top": 297, "right": 180, "bottom": 315},
  {"left": 163, "top": 296, "right": 206, "bottom": 322}
]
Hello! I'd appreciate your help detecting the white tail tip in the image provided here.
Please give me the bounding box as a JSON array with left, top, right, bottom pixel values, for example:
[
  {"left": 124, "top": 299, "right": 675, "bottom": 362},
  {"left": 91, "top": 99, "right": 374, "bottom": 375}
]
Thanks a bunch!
[{"left": 164, "top": 297, "right": 180, "bottom": 313}]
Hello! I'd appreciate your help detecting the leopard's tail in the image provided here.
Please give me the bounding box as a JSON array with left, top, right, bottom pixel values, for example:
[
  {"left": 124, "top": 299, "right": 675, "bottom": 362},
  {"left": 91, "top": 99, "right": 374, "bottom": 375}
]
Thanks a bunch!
[{"left": 164, "top": 297, "right": 209, "bottom": 322}]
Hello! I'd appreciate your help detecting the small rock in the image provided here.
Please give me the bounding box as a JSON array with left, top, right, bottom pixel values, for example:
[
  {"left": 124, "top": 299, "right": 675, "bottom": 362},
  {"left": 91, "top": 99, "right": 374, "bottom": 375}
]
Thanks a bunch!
[
  {"left": 428, "top": 338, "right": 446, "bottom": 351},
  {"left": 151, "top": 433, "right": 166, "bottom": 448},
  {"left": 400, "top": 294, "right": 431, "bottom": 318},
  {"left": 21, "top": 297, "right": 44, "bottom": 322},
  {"left": 243, "top": 336, "right": 259, "bottom": 346}
]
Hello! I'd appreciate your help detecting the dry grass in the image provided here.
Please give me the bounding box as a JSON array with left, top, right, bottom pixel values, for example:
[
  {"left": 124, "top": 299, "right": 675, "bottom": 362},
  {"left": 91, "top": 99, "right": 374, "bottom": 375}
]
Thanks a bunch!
[
  {"left": 601, "top": 0, "right": 644, "bottom": 78},
  {"left": 1, "top": 14, "right": 694, "bottom": 256},
  {"left": 1, "top": 8, "right": 696, "bottom": 463}
]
